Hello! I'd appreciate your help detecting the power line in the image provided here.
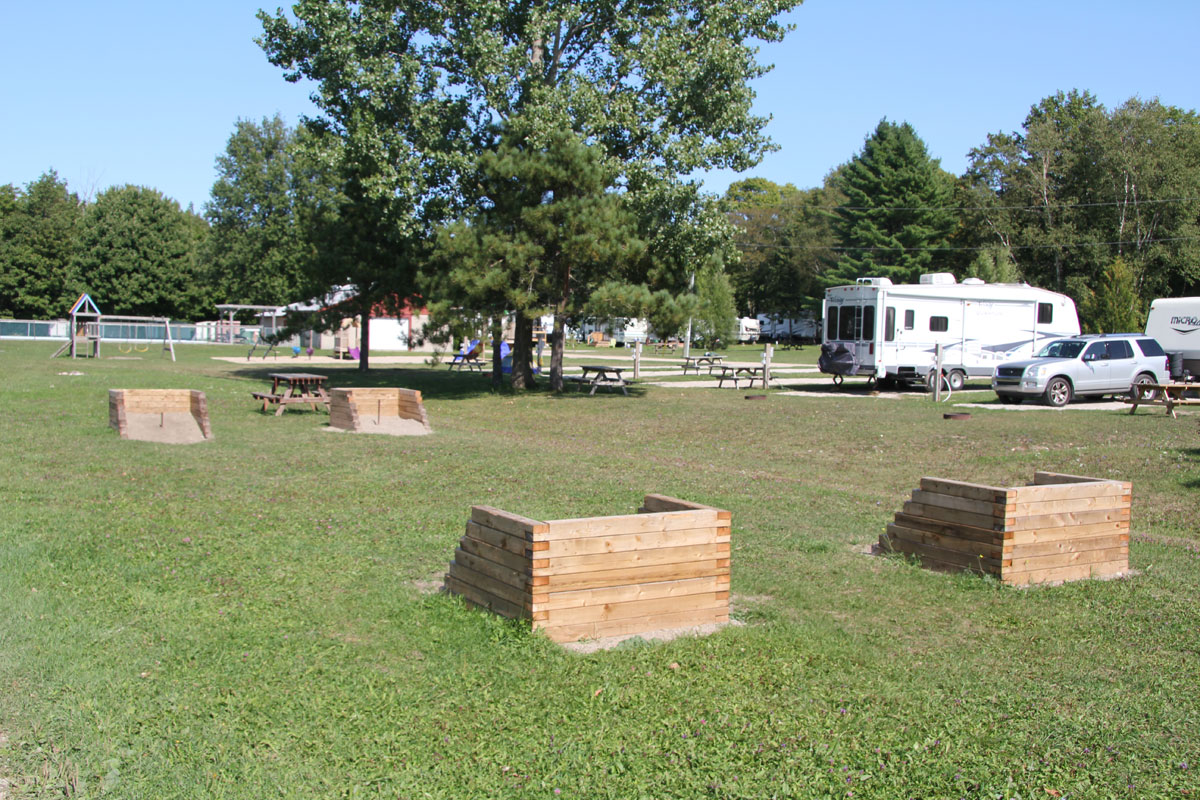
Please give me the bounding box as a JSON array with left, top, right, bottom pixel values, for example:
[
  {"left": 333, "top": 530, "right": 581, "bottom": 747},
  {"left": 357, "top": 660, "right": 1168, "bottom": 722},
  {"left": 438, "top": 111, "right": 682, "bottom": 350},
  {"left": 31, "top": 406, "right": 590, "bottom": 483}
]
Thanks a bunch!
[
  {"left": 735, "top": 235, "right": 1200, "bottom": 253},
  {"left": 729, "top": 196, "right": 1200, "bottom": 213}
]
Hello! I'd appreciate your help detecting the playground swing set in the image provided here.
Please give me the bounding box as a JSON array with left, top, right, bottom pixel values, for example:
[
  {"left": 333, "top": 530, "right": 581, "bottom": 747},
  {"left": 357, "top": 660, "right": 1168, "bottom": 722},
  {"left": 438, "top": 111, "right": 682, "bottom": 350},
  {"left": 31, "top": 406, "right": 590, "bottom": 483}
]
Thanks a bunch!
[{"left": 51, "top": 293, "right": 177, "bottom": 362}]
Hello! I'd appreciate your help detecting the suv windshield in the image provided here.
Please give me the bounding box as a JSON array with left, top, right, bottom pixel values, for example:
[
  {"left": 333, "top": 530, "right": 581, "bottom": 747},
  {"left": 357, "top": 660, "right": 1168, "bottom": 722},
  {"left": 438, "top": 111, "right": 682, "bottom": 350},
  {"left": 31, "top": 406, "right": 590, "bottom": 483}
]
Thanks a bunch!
[{"left": 1036, "top": 340, "right": 1086, "bottom": 359}]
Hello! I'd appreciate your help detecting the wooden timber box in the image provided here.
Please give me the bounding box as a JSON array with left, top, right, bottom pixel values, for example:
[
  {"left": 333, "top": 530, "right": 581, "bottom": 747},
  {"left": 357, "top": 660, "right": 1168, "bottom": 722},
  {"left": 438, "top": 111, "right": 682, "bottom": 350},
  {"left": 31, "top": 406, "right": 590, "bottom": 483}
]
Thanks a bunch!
[
  {"left": 880, "top": 471, "right": 1131, "bottom": 586},
  {"left": 108, "top": 389, "right": 213, "bottom": 442},
  {"left": 444, "top": 494, "right": 731, "bottom": 643},
  {"left": 328, "top": 387, "right": 431, "bottom": 433}
]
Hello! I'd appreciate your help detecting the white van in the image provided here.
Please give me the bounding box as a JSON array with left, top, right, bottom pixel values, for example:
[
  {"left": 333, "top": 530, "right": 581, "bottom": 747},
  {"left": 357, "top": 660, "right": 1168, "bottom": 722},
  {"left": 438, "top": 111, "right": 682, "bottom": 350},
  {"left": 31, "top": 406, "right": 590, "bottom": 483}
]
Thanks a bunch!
[
  {"left": 1144, "top": 297, "right": 1200, "bottom": 377},
  {"left": 821, "top": 273, "right": 1080, "bottom": 389}
]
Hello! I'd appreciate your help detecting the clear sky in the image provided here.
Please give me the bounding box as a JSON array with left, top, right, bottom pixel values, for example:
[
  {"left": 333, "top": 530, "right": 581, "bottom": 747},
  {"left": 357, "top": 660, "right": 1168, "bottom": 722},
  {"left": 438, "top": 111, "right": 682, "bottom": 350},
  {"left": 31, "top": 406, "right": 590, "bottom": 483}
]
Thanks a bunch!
[{"left": 4, "top": 0, "right": 1199, "bottom": 212}]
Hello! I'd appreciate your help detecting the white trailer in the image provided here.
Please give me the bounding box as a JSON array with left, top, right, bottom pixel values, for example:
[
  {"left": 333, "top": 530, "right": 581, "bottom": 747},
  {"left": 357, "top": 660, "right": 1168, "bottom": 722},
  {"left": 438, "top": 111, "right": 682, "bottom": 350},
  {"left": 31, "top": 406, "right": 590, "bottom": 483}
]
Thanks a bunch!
[
  {"left": 736, "top": 317, "right": 761, "bottom": 343},
  {"left": 1144, "top": 297, "right": 1200, "bottom": 377},
  {"left": 578, "top": 317, "right": 650, "bottom": 345},
  {"left": 821, "top": 273, "right": 1080, "bottom": 389},
  {"left": 757, "top": 314, "right": 818, "bottom": 343}
]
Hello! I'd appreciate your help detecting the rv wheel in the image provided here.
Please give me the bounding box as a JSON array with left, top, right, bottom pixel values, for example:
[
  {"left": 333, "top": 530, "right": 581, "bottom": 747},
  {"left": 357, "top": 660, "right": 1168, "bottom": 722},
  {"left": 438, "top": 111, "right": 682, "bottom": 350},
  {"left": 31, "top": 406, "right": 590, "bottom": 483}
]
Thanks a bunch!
[{"left": 947, "top": 370, "right": 966, "bottom": 391}]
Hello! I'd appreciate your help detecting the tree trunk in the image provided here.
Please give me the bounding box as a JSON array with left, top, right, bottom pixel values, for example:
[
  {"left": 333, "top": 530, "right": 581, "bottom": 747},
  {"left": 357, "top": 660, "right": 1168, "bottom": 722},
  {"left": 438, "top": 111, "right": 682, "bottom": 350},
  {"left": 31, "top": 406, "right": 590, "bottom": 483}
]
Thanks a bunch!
[
  {"left": 550, "top": 311, "right": 566, "bottom": 392},
  {"left": 490, "top": 319, "right": 504, "bottom": 391},
  {"left": 510, "top": 315, "right": 534, "bottom": 389},
  {"left": 358, "top": 295, "right": 371, "bottom": 372}
]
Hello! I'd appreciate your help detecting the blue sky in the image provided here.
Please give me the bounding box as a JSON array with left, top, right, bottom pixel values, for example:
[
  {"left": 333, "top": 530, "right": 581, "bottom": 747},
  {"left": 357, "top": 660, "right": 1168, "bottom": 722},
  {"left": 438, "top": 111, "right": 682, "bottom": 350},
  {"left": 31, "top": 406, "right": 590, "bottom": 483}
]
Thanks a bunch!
[{"left": 4, "top": 0, "right": 1199, "bottom": 211}]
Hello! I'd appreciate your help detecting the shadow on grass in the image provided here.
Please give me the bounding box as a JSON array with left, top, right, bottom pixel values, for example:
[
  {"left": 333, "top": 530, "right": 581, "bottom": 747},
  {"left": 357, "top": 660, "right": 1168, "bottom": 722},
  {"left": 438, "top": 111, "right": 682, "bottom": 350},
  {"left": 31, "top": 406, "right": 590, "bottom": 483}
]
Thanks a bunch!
[{"left": 224, "top": 363, "right": 649, "bottom": 402}]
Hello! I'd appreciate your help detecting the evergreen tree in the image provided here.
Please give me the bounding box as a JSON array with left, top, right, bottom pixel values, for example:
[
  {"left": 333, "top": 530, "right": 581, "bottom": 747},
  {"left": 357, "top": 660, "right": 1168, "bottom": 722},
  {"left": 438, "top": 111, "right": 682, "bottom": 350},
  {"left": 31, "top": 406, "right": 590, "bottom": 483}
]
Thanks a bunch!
[
  {"left": 825, "top": 120, "right": 956, "bottom": 287},
  {"left": 1080, "top": 258, "right": 1144, "bottom": 333},
  {"left": 0, "top": 171, "right": 84, "bottom": 319}
]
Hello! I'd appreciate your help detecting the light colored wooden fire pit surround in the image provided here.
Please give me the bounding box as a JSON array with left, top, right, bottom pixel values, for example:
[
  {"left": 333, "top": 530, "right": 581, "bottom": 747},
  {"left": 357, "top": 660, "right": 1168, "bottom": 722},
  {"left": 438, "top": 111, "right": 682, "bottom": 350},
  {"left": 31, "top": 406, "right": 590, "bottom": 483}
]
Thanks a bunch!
[
  {"left": 881, "top": 471, "right": 1131, "bottom": 585},
  {"left": 445, "top": 495, "right": 731, "bottom": 642}
]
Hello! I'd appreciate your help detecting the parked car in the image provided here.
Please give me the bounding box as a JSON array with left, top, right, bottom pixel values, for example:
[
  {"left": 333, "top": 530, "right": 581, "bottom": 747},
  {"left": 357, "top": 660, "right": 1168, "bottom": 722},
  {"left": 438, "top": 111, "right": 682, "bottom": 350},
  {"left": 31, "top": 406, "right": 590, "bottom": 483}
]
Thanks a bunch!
[{"left": 991, "top": 333, "right": 1170, "bottom": 407}]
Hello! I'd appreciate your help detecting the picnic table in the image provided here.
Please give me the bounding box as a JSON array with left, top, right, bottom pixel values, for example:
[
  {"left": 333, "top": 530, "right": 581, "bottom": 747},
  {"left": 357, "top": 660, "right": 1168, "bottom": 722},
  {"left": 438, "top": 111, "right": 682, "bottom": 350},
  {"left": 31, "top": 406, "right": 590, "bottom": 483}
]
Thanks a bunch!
[
  {"left": 576, "top": 365, "right": 630, "bottom": 395},
  {"left": 1123, "top": 382, "right": 1200, "bottom": 418},
  {"left": 713, "top": 365, "right": 767, "bottom": 389},
  {"left": 681, "top": 354, "right": 725, "bottom": 375},
  {"left": 652, "top": 340, "right": 681, "bottom": 354},
  {"left": 252, "top": 372, "right": 331, "bottom": 416}
]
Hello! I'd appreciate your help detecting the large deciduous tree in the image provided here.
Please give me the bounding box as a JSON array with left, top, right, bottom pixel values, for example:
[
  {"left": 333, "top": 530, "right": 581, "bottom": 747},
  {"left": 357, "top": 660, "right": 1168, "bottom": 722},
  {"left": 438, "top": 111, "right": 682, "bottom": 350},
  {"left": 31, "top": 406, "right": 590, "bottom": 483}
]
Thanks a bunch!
[
  {"left": 0, "top": 171, "right": 84, "bottom": 319},
  {"left": 73, "top": 185, "right": 211, "bottom": 320},
  {"left": 824, "top": 120, "right": 957, "bottom": 288},
  {"left": 259, "top": 0, "right": 801, "bottom": 378},
  {"left": 204, "top": 115, "right": 321, "bottom": 308}
]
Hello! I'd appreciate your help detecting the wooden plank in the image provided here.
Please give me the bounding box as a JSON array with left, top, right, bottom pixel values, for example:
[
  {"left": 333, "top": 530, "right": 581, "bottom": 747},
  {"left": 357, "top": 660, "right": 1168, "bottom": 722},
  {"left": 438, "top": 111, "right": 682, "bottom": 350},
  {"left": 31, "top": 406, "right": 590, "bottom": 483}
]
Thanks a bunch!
[
  {"left": 1004, "top": 546, "right": 1128, "bottom": 574},
  {"left": 459, "top": 534, "right": 533, "bottom": 575},
  {"left": 543, "top": 542, "right": 729, "bottom": 575},
  {"left": 471, "top": 506, "right": 548, "bottom": 538},
  {"left": 1007, "top": 507, "right": 1130, "bottom": 531},
  {"left": 542, "top": 526, "right": 728, "bottom": 558},
  {"left": 453, "top": 547, "right": 531, "bottom": 589},
  {"left": 1004, "top": 494, "right": 1130, "bottom": 517},
  {"left": 910, "top": 489, "right": 1003, "bottom": 518},
  {"left": 1002, "top": 560, "right": 1129, "bottom": 586},
  {"left": 544, "top": 560, "right": 728, "bottom": 592},
  {"left": 543, "top": 509, "right": 728, "bottom": 540},
  {"left": 1011, "top": 480, "right": 1130, "bottom": 503},
  {"left": 1032, "top": 471, "right": 1129, "bottom": 489},
  {"left": 918, "top": 477, "right": 1011, "bottom": 503},
  {"left": 447, "top": 562, "right": 531, "bottom": 609},
  {"left": 537, "top": 605, "right": 729, "bottom": 643},
  {"left": 544, "top": 592, "right": 727, "bottom": 626},
  {"left": 1007, "top": 533, "right": 1128, "bottom": 560},
  {"left": 640, "top": 494, "right": 731, "bottom": 521},
  {"left": 885, "top": 523, "right": 1004, "bottom": 559},
  {"left": 540, "top": 576, "right": 724, "bottom": 612},
  {"left": 903, "top": 501, "right": 1002, "bottom": 531},
  {"left": 1005, "top": 520, "right": 1128, "bottom": 545},
  {"left": 445, "top": 574, "right": 528, "bottom": 619},
  {"left": 464, "top": 521, "right": 540, "bottom": 556},
  {"left": 892, "top": 512, "right": 1005, "bottom": 545}
]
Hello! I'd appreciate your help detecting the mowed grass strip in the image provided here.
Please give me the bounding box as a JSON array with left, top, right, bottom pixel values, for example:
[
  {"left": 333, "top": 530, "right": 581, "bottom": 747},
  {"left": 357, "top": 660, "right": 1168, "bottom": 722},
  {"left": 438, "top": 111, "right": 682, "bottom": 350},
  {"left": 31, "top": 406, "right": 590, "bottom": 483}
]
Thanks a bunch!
[{"left": 0, "top": 340, "right": 1198, "bottom": 798}]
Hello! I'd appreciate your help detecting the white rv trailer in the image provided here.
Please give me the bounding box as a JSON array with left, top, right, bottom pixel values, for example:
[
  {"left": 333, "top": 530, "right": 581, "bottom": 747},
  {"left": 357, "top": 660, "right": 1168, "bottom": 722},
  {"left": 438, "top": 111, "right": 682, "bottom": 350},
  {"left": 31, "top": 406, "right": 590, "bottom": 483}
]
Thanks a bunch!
[
  {"left": 821, "top": 273, "right": 1080, "bottom": 388},
  {"left": 757, "top": 314, "right": 819, "bottom": 343},
  {"left": 1144, "top": 297, "right": 1200, "bottom": 376},
  {"left": 736, "top": 317, "right": 761, "bottom": 343}
]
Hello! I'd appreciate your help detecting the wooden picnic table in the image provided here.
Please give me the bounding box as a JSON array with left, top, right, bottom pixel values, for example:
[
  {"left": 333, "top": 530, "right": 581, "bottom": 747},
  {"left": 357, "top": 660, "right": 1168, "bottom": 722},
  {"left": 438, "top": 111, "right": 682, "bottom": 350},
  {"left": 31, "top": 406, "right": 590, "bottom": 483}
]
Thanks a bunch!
[
  {"left": 577, "top": 364, "right": 630, "bottom": 395},
  {"left": 713, "top": 365, "right": 767, "bottom": 389},
  {"left": 1124, "top": 382, "right": 1200, "bottom": 418},
  {"left": 253, "top": 372, "right": 331, "bottom": 416},
  {"left": 681, "top": 354, "right": 725, "bottom": 375}
]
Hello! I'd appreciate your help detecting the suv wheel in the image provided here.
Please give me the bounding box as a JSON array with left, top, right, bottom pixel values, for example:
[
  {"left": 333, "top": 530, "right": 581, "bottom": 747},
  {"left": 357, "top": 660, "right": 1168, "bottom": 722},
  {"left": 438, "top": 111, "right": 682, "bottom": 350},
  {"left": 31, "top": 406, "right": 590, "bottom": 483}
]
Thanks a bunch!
[
  {"left": 1044, "top": 377, "right": 1073, "bottom": 407},
  {"left": 1130, "top": 372, "right": 1157, "bottom": 399}
]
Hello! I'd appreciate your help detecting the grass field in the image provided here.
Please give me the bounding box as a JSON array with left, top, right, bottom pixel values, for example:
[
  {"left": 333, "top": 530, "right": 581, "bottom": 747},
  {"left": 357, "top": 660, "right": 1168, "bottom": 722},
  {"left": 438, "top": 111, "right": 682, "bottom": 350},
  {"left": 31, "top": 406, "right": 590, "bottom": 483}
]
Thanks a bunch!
[{"left": 1, "top": 340, "right": 1198, "bottom": 799}]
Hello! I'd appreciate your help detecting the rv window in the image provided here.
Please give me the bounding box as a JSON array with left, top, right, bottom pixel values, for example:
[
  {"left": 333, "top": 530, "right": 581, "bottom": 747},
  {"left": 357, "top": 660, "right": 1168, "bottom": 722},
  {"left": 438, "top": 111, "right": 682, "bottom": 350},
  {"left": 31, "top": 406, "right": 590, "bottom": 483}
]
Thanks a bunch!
[
  {"left": 929, "top": 316, "right": 949, "bottom": 332},
  {"left": 904, "top": 309, "right": 914, "bottom": 329},
  {"left": 885, "top": 307, "right": 896, "bottom": 341},
  {"left": 1038, "top": 303, "right": 1053, "bottom": 324},
  {"left": 826, "top": 308, "right": 839, "bottom": 340},
  {"left": 861, "top": 306, "right": 875, "bottom": 340},
  {"left": 839, "top": 306, "right": 859, "bottom": 341}
]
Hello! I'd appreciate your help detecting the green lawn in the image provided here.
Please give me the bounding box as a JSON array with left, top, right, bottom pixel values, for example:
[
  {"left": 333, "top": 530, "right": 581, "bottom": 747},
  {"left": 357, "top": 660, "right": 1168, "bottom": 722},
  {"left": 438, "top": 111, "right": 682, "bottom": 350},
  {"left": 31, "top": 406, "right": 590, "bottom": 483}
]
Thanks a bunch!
[{"left": 1, "top": 340, "right": 1197, "bottom": 798}]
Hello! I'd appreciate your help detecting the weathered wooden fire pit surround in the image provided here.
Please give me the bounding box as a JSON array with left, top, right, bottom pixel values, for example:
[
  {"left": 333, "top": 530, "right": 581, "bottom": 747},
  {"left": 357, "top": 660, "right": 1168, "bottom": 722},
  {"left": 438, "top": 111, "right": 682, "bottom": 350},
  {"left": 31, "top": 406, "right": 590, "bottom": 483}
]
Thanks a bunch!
[
  {"left": 881, "top": 471, "right": 1130, "bottom": 585},
  {"left": 445, "top": 494, "right": 731, "bottom": 642}
]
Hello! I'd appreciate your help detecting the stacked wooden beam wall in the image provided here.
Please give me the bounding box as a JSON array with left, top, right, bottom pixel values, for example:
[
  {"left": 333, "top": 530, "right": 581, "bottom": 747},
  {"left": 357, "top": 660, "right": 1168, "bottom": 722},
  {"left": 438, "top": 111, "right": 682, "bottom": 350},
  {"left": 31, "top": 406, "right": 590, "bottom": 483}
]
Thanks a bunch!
[
  {"left": 881, "top": 471, "right": 1130, "bottom": 585},
  {"left": 108, "top": 389, "right": 212, "bottom": 440},
  {"left": 328, "top": 387, "right": 431, "bottom": 432},
  {"left": 444, "top": 494, "right": 731, "bottom": 643}
]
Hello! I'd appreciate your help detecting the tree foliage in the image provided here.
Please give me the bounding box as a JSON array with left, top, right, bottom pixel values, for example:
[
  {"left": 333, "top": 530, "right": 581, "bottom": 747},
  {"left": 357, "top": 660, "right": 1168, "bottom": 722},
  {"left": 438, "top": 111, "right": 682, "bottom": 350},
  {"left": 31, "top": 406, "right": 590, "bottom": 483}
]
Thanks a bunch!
[
  {"left": 204, "top": 115, "right": 322, "bottom": 307},
  {"left": 73, "top": 185, "right": 211, "bottom": 320},
  {"left": 825, "top": 120, "right": 957, "bottom": 287},
  {"left": 0, "top": 171, "right": 84, "bottom": 319}
]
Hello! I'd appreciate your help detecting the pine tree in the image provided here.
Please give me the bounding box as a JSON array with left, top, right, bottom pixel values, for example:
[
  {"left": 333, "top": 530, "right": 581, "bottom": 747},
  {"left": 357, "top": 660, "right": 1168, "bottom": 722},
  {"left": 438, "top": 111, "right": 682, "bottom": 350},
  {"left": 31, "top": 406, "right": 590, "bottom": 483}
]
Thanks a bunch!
[{"left": 825, "top": 120, "right": 956, "bottom": 287}]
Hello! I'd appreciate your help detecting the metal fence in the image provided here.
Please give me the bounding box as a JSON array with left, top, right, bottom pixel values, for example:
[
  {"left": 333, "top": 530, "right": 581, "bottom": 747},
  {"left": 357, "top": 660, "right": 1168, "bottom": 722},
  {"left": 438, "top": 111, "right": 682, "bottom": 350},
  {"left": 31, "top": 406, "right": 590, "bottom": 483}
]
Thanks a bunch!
[{"left": 0, "top": 318, "right": 254, "bottom": 344}]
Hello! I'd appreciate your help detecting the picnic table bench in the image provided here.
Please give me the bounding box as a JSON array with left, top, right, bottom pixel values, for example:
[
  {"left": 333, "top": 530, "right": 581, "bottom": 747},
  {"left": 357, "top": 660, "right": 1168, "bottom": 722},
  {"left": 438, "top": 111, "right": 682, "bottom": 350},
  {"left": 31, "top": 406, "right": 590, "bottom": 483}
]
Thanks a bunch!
[
  {"left": 1124, "top": 382, "right": 1200, "bottom": 418},
  {"left": 575, "top": 365, "right": 630, "bottom": 395},
  {"left": 681, "top": 354, "right": 725, "bottom": 375},
  {"left": 252, "top": 372, "right": 331, "bottom": 416},
  {"left": 713, "top": 365, "right": 767, "bottom": 389}
]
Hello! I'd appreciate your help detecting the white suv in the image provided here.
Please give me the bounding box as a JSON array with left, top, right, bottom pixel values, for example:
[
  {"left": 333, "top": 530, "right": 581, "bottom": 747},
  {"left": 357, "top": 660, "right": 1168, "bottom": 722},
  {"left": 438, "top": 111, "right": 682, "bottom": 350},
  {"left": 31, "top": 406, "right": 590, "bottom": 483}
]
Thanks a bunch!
[{"left": 991, "top": 334, "right": 1170, "bottom": 407}]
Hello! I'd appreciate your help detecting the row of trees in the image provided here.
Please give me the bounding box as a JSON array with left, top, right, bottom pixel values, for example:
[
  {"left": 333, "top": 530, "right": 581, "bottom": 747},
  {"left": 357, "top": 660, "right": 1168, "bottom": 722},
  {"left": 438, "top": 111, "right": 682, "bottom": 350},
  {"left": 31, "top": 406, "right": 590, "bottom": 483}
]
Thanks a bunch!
[{"left": 723, "top": 91, "right": 1200, "bottom": 332}]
